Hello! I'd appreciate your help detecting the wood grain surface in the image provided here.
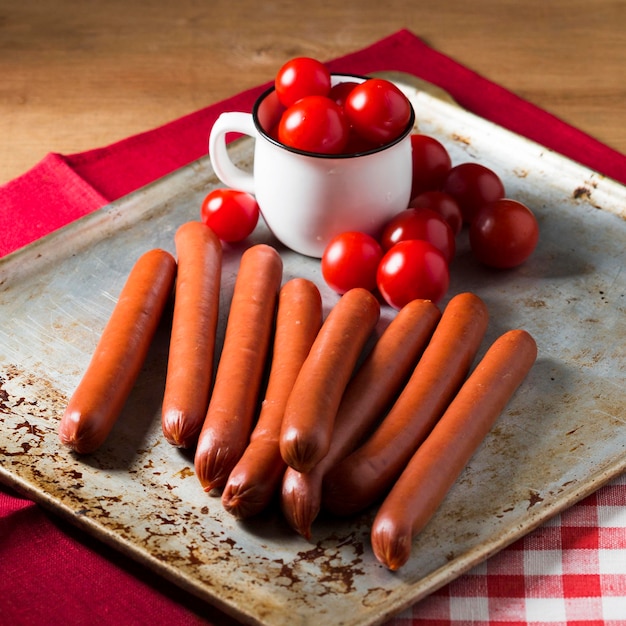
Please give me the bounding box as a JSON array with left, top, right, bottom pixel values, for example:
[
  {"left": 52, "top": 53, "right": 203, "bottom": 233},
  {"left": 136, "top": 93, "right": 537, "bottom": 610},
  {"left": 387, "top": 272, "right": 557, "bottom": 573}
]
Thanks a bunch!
[{"left": 1, "top": 0, "right": 624, "bottom": 185}]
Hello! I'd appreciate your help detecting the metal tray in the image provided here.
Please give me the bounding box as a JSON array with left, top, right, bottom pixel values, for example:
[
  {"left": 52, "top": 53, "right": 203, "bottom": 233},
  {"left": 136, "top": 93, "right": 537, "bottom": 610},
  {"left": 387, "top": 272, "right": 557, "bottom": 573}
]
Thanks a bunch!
[{"left": 1, "top": 73, "right": 625, "bottom": 626}]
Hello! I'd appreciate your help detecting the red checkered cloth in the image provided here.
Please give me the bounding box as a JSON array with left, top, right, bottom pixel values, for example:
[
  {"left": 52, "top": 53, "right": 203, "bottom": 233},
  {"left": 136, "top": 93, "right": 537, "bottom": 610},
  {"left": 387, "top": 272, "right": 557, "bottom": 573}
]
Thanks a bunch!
[
  {"left": 1, "top": 29, "right": 625, "bottom": 626},
  {"left": 393, "top": 474, "right": 626, "bottom": 625}
]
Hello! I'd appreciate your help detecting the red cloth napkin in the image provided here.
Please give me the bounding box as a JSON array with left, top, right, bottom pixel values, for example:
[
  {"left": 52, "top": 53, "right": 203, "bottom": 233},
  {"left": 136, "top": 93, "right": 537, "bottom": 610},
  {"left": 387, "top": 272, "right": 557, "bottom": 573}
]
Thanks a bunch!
[{"left": 1, "top": 29, "right": 625, "bottom": 626}]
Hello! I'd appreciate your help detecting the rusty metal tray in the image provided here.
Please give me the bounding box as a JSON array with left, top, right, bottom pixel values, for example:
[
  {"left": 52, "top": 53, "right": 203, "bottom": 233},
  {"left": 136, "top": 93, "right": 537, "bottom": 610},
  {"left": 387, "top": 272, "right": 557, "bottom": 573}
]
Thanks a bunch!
[{"left": 1, "top": 73, "right": 625, "bottom": 626}]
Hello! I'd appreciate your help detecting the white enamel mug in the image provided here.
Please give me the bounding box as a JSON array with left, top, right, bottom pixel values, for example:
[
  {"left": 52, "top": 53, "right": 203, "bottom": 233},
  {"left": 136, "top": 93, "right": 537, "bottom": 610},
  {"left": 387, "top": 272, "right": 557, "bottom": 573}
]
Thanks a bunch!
[{"left": 208, "top": 74, "right": 415, "bottom": 258}]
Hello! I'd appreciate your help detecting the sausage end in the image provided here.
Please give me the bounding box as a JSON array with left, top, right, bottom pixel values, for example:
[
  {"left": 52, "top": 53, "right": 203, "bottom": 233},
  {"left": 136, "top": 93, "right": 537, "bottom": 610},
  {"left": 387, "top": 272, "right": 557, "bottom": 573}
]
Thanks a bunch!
[
  {"left": 195, "top": 445, "right": 240, "bottom": 493},
  {"left": 280, "top": 467, "right": 323, "bottom": 539},
  {"left": 279, "top": 426, "right": 328, "bottom": 474},
  {"left": 370, "top": 512, "right": 413, "bottom": 571},
  {"left": 162, "top": 408, "right": 203, "bottom": 449},
  {"left": 58, "top": 408, "right": 109, "bottom": 455},
  {"left": 222, "top": 481, "right": 268, "bottom": 520}
]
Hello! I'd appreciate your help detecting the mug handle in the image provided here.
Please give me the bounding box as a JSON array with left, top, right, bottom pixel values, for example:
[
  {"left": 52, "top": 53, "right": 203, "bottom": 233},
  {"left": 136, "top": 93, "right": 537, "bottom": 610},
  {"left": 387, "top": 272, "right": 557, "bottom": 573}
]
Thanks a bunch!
[{"left": 208, "top": 112, "right": 258, "bottom": 194}]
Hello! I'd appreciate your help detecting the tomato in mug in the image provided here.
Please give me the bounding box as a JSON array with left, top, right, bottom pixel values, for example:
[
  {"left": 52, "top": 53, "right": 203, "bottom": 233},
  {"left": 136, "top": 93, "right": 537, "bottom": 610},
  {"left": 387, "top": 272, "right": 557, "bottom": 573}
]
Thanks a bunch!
[
  {"left": 344, "top": 78, "right": 412, "bottom": 145},
  {"left": 328, "top": 81, "right": 376, "bottom": 153},
  {"left": 441, "top": 162, "right": 506, "bottom": 224},
  {"left": 278, "top": 95, "right": 349, "bottom": 154},
  {"left": 377, "top": 239, "right": 450, "bottom": 308},
  {"left": 409, "top": 190, "right": 463, "bottom": 236},
  {"left": 200, "top": 189, "right": 260, "bottom": 243},
  {"left": 274, "top": 57, "right": 331, "bottom": 107},
  {"left": 321, "top": 231, "right": 384, "bottom": 294},
  {"left": 328, "top": 80, "right": 359, "bottom": 108},
  {"left": 409, "top": 134, "right": 452, "bottom": 199},
  {"left": 469, "top": 198, "right": 539, "bottom": 268},
  {"left": 380, "top": 208, "right": 456, "bottom": 264},
  {"left": 343, "top": 130, "right": 380, "bottom": 155}
]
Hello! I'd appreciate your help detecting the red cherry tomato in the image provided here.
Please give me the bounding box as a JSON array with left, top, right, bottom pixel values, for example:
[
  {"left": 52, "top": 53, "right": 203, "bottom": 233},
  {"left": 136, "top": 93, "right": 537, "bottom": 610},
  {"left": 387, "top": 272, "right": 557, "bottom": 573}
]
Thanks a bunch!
[
  {"left": 409, "top": 134, "right": 452, "bottom": 199},
  {"left": 275, "top": 57, "right": 331, "bottom": 108},
  {"left": 410, "top": 190, "right": 463, "bottom": 236},
  {"left": 328, "top": 80, "right": 359, "bottom": 108},
  {"left": 344, "top": 78, "right": 412, "bottom": 145},
  {"left": 469, "top": 199, "right": 539, "bottom": 268},
  {"left": 200, "top": 189, "right": 259, "bottom": 243},
  {"left": 380, "top": 208, "right": 456, "bottom": 264},
  {"left": 343, "top": 129, "right": 380, "bottom": 155},
  {"left": 278, "top": 96, "right": 349, "bottom": 154},
  {"left": 441, "top": 162, "right": 506, "bottom": 224},
  {"left": 377, "top": 239, "right": 450, "bottom": 308},
  {"left": 321, "top": 231, "right": 383, "bottom": 294}
]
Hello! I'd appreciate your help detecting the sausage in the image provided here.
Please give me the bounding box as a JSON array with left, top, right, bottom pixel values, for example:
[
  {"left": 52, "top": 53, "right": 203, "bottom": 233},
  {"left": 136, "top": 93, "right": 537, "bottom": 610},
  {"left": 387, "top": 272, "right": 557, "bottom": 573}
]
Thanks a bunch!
[
  {"left": 279, "top": 287, "right": 380, "bottom": 474},
  {"left": 371, "top": 328, "right": 538, "bottom": 570},
  {"left": 322, "top": 291, "right": 489, "bottom": 517},
  {"left": 59, "top": 248, "right": 177, "bottom": 454},
  {"left": 194, "top": 244, "right": 283, "bottom": 493},
  {"left": 280, "top": 298, "right": 441, "bottom": 538},
  {"left": 221, "top": 278, "right": 323, "bottom": 519},
  {"left": 161, "top": 221, "right": 222, "bottom": 448}
]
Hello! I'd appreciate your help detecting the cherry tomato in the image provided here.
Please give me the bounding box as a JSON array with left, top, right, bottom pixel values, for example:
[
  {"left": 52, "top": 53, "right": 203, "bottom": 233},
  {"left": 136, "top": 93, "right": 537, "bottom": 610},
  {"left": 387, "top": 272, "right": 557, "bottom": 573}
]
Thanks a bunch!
[
  {"left": 321, "top": 231, "right": 383, "bottom": 294},
  {"left": 441, "top": 162, "right": 506, "bottom": 224},
  {"left": 409, "top": 134, "right": 452, "bottom": 199},
  {"left": 469, "top": 199, "right": 539, "bottom": 268},
  {"left": 377, "top": 239, "right": 450, "bottom": 308},
  {"left": 200, "top": 189, "right": 259, "bottom": 243},
  {"left": 278, "top": 96, "right": 349, "bottom": 154},
  {"left": 380, "top": 208, "right": 456, "bottom": 264},
  {"left": 275, "top": 57, "right": 331, "bottom": 108},
  {"left": 344, "top": 78, "right": 412, "bottom": 145},
  {"left": 410, "top": 190, "right": 463, "bottom": 236},
  {"left": 328, "top": 80, "right": 359, "bottom": 108},
  {"left": 342, "top": 129, "right": 380, "bottom": 154}
]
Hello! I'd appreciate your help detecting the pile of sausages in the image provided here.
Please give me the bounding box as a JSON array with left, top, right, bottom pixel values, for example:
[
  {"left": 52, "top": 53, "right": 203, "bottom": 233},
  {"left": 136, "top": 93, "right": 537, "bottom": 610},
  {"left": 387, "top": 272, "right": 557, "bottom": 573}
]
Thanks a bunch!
[{"left": 59, "top": 220, "right": 537, "bottom": 570}]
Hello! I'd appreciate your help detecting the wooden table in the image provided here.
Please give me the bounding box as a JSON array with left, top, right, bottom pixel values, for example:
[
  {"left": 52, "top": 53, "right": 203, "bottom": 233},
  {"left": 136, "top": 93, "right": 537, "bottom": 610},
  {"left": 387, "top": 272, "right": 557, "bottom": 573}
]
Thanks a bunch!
[{"left": 1, "top": 0, "right": 624, "bottom": 186}]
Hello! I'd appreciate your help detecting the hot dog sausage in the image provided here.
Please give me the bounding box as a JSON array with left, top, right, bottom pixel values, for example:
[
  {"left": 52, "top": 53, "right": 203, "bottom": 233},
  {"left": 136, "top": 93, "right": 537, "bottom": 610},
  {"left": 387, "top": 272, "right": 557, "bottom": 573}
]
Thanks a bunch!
[
  {"left": 221, "top": 278, "right": 323, "bottom": 519},
  {"left": 280, "top": 298, "right": 441, "bottom": 538},
  {"left": 279, "top": 287, "right": 380, "bottom": 474},
  {"left": 59, "top": 248, "right": 177, "bottom": 454},
  {"left": 194, "top": 244, "right": 283, "bottom": 493},
  {"left": 322, "top": 292, "right": 489, "bottom": 516},
  {"left": 161, "top": 221, "right": 222, "bottom": 448},
  {"left": 371, "top": 328, "right": 537, "bottom": 570}
]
